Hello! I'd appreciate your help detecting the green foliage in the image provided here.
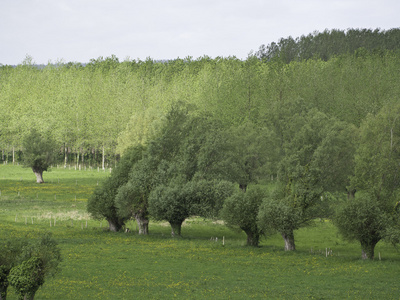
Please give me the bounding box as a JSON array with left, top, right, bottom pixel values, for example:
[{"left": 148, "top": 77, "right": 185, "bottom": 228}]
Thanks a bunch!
[
  {"left": 257, "top": 28, "right": 400, "bottom": 63},
  {"left": 19, "top": 233, "right": 62, "bottom": 278},
  {"left": 148, "top": 184, "right": 187, "bottom": 236},
  {"left": 311, "top": 120, "right": 358, "bottom": 195},
  {"left": 21, "top": 129, "right": 57, "bottom": 183},
  {"left": 114, "top": 156, "right": 160, "bottom": 234},
  {"left": 351, "top": 104, "right": 400, "bottom": 202},
  {"left": 149, "top": 179, "right": 234, "bottom": 236},
  {"left": 202, "top": 121, "right": 279, "bottom": 190},
  {"left": 220, "top": 186, "right": 266, "bottom": 246},
  {"left": 138, "top": 103, "right": 235, "bottom": 236},
  {"left": 0, "top": 240, "right": 28, "bottom": 300},
  {"left": 2, "top": 233, "right": 61, "bottom": 300},
  {"left": 2, "top": 35, "right": 400, "bottom": 167},
  {"left": 336, "top": 103, "right": 400, "bottom": 259},
  {"left": 182, "top": 179, "right": 235, "bottom": 219},
  {"left": 258, "top": 191, "right": 304, "bottom": 236},
  {"left": 87, "top": 145, "right": 145, "bottom": 231},
  {"left": 334, "top": 196, "right": 387, "bottom": 260},
  {"left": 258, "top": 106, "right": 359, "bottom": 250},
  {"left": 9, "top": 257, "right": 44, "bottom": 300}
]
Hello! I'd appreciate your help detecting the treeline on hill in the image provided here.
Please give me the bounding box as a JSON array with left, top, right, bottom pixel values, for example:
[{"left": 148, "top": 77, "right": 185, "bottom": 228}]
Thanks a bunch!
[{"left": 256, "top": 28, "right": 400, "bottom": 63}]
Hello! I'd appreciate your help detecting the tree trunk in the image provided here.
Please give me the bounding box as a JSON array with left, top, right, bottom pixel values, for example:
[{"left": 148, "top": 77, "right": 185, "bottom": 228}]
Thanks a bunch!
[
  {"left": 102, "top": 146, "right": 105, "bottom": 170},
  {"left": 239, "top": 184, "right": 247, "bottom": 192},
  {"left": 12, "top": 146, "right": 15, "bottom": 165},
  {"left": 107, "top": 219, "right": 123, "bottom": 232},
  {"left": 282, "top": 231, "right": 296, "bottom": 251},
  {"left": 135, "top": 214, "right": 149, "bottom": 235},
  {"left": 361, "top": 241, "right": 378, "bottom": 260},
  {"left": 170, "top": 221, "right": 183, "bottom": 237},
  {"left": 244, "top": 229, "right": 260, "bottom": 246},
  {"left": 0, "top": 282, "right": 9, "bottom": 300},
  {"left": 24, "top": 294, "right": 35, "bottom": 300},
  {"left": 64, "top": 144, "right": 68, "bottom": 167},
  {"left": 32, "top": 169, "right": 44, "bottom": 183},
  {"left": 347, "top": 188, "right": 356, "bottom": 200}
]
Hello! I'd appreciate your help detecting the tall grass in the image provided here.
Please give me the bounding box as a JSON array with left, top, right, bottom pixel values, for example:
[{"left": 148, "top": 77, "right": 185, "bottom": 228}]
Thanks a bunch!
[{"left": 1, "top": 165, "right": 399, "bottom": 299}]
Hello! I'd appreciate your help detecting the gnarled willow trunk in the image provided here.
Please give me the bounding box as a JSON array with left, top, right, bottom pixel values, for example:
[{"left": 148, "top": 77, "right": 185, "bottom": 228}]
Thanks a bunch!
[
  {"left": 135, "top": 214, "right": 149, "bottom": 235},
  {"left": 244, "top": 228, "right": 260, "bottom": 246},
  {"left": 361, "top": 239, "right": 379, "bottom": 260},
  {"left": 32, "top": 168, "right": 44, "bottom": 183},
  {"left": 282, "top": 231, "right": 296, "bottom": 251},
  {"left": 107, "top": 219, "right": 123, "bottom": 232},
  {"left": 170, "top": 221, "right": 183, "bottom": 237},
  {"left": 24, "top": 293, "right": 35, "bottom": 300}
]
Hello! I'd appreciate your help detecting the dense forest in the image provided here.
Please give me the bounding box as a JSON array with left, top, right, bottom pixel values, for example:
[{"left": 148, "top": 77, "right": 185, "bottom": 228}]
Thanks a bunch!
[
  {"left": 1, "top": 28, "right": 400, "bottom": 168},
  {"left": 1, "top": 27, "right": 400, "bottom": 259}
]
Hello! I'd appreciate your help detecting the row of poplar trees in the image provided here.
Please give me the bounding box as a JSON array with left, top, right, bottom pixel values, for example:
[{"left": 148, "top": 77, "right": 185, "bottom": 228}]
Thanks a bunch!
[{"left": 1, "top": 29, "right": 400, "bottom": 167}]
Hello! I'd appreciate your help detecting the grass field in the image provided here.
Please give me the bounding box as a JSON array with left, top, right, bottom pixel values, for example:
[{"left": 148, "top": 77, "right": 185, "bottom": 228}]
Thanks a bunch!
[{"left": 1, "top": 164, "right": 399, "bottom": 299}]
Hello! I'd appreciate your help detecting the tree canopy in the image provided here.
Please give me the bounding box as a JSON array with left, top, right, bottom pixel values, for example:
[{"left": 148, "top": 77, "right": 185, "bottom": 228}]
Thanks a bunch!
[{"left": 21, "top": 129, "right": 57, "bottom": 183}]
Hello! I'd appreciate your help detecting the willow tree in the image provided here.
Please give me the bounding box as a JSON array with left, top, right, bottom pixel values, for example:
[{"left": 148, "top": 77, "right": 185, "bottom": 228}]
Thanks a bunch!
[
  {"left": 115, "top": 156, "right": 158, "bottom": 235},
  {"left": 258, "top": 109, "right": 357, "bottom": 251},
  {"left": 87, "top": 145, "right": 145, "bottom": 231},
  {"left": 220, "top": 186, "right": 266, "bottom": 246},
  {"left": 335, "top": 103, "right": 400, "bottom": 259},
  {"left": 142, "top": 103, "right": 235, "bottom": 236},
  {"left": 21, "top": 129, "right": 57, "bottom": 183},
  {"left": 8, "top": 233, "right": 61, "bottom": 300}
]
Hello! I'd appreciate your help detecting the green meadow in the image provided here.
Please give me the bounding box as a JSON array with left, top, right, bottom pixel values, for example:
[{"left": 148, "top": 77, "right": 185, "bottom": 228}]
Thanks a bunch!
[{"left": 0, "top": 164, "right": 399, "bottom": 299}]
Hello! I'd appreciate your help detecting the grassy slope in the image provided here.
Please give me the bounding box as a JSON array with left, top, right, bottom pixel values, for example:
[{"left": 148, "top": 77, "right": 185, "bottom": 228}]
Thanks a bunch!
[{"left": 0, "top": 165, "right": 399, "bottom": 299}]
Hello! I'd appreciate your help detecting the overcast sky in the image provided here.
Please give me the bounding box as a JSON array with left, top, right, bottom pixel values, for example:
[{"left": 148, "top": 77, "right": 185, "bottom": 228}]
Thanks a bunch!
[{"left": 1, "top": 0, "right": 399, "bottom": 65}]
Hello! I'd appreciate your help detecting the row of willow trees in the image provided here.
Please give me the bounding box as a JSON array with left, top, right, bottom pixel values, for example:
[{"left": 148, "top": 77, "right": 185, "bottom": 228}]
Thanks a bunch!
[
  {"left": 1, "top": 44, "right": 400, "bottom": 167},
  {"left": 87, "top": 101, "right": 400, "bottom": 260}
]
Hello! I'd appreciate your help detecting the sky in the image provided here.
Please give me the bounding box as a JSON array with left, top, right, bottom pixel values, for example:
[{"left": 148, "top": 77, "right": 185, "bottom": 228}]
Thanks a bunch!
[{"left": 1, "top": 0, "right": 399, "bottom": 65}]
